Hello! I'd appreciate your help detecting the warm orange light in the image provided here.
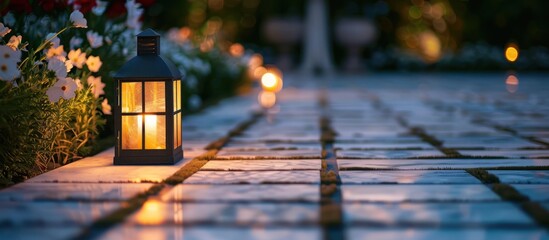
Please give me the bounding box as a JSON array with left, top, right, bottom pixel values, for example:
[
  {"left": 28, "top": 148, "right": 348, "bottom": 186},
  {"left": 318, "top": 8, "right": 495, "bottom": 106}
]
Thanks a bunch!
[
  {"left": 229, "top": 43, "right": 244, "bottom": 57},
  {"left": 258, "top": 91, "right": 277, "bottom": 108},
  {"left": 505, "top": 44, "right": 519, "bottom": 62},
  {"left": 253, "top": 66, "right": 267, "bottom": 80},
  {"left": 260, "top": 68, "right": 283, "bottom": 92},
  {"left": 419, "top": 31, "right": 441, "bottom": 62},
  {"left": 505, "top": 74, "right": 519, "bottom": 93},
  {"left": 135, "top": 199, "right": 164, "bottom": 225},
  {"left": 261, "top": 73, "right": 277, "bottom": 89}
]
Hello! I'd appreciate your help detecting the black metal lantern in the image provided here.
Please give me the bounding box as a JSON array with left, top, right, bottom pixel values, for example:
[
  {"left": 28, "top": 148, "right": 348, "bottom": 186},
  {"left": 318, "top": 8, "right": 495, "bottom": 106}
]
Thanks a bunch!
[{"left": 114, "top": 29, "right": 183, "bottom": 165}]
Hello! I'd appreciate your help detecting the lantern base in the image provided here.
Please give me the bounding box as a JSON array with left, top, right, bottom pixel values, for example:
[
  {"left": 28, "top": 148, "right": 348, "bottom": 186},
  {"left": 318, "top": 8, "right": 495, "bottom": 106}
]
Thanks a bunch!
[{"left": 114, "top": 149, "right": 183, "bottom": 165}]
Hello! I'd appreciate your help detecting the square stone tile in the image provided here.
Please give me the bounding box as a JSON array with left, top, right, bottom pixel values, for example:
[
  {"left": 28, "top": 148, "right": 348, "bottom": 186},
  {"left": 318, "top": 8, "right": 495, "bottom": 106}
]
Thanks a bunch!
[
  {"left": 215, "top": 150, "right": 321, "bottom": 159},
  {"left": 127, "top": 201, "right": 319, "bottom": 225},
  {"left": 340, "top": 170, "right": 481, "bottom": 184},
  {"left": 162, "top": 184, "right": 320, "bottom": 202},
  {"left": 337, "top": 159, "right": 549, "bottom": 170},
  {"left": 100, "top": 226, "right": 322, "bottom": 240},
  {"left": 511, "top": 184, "right": 549, "bottom": 201},
  {"left": 0, "top": 183, "right": 153, "bottom": 201},
  {"left": 342, "top": 185, "right": 500, "bottom": 202},
  {"left": 0, "top": 227, "right": 81, "bottom": 240},
  {"left": 337, "top": 150, "right": 444, "bottom": 159},
  {"left": 186, "top": 171, "right": 320, "bottom": 184},
  {"left": 335, "top": 142, "right": 434, "bottom": 150},
  {"left": 347, "top": 228, "right": 548, "bottom": 240},
  {"left": 0, "top": 202, "right": 120, "bottom": 226},
  {"left": 459, "top": 150, "right": 549, "bottom": 158},
  {"left": 440, "top": 136, "right": 542, "bottom": 149},
  {"left": 201, "top": 160, "right": 321, "bottom": 171},
  {"left": 489, "top": 170, "right": 549, "bottom": 184},
  {"left": 344, "top": 202, "right": 534, "bottom": 225},
  {"left": 223, "top": 141, "right": 321, "bottom": 151}
]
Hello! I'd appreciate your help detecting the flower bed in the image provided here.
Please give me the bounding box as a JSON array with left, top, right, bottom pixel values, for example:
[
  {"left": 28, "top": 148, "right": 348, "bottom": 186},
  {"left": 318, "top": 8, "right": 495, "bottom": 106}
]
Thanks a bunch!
[{"left": 0, "top": 1, "right": 255, "bottom": 187}]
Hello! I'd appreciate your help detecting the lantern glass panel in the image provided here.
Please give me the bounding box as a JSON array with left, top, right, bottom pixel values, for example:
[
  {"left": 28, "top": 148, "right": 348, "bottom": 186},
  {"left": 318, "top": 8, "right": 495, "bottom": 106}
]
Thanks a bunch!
[
  {"left": 122, "top": 115, "right": 142, "bottom": 149},
  {"left": 121, "top": 82, "right": 142, "bottom": 113},
  {"left": 145, "top": 82, "right": 165, "bottom": 112},
  {"left": 174, "top": 112, "right": 182, "bottom": 149},
  {"left": 144, "top": 115, "right": 166, "bottom": 149},
  {"left": 173, "top": 80, "right": 181, "bottom": 111}
]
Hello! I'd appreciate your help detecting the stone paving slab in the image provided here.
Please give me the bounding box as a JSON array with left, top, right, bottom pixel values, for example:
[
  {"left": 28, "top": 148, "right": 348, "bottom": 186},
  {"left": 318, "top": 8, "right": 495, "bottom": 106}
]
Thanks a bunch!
[
  {"left": 100, "top": 226, "right": 322, "bottom": 240},
  {"left": 342, "top": 185, "right": 500, "bottom": 202},
  {"left": 344, "top": 202, "right": 534, "bottom": 225},
  {"left": 0, "top": 183, "right": 153, "bottom": 201},
  {"left": 162, "top": 184, "right": 320, "bottom": 202},
  {"left": 339, "top": 170, "right": 481, "bottom": 184},
  {"left": 511, "top": 184, "right": 549, "bottom": 201},
  {"left": 200, "top": 160, "right": 321, "bottom": 171},
  {"left": 336, "top": 150, "right": 445, "bottom": 159},
  {"left": 185, "top": 171, "right": 320, "bottom": 184},
  {"left": 0, "top": 202, "right": 120, "bottom": 226},
  {"left": 489, "top": 170, "right": 549, "bottom": 184},
  {"left": 347, "top": 228, "right": 548, "bottom": 240},
  {"left": 126, "top": 201, "right": 319, "bottom": 225},
  {"left": 215, "top": 149, "right": 321, "bottom": 159},
  {"left": 338, "top": 159, "right": 549, "bottom": 170}
]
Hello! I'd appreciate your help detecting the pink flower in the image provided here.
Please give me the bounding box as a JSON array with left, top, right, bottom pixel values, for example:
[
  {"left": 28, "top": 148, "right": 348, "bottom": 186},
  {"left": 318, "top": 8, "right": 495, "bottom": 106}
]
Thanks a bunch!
[
  {"left": 101, "top": 98, "right": 112, "bottom": 115},
  {"left": 85, "top": 55, "right": 102, "bottom": 72},
  {"left": 86, "top": 75, "right": 105, "bottom": 98}
]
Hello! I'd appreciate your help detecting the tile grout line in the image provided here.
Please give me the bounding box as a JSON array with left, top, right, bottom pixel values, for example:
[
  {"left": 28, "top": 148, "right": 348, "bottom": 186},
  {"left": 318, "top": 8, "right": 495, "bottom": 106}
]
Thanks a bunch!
[
  {"left": 318, "top": 90, "right": 346, "bottom": 240},
  {"left": 71, "top": 111, "right": 263, "bottom": 240}
]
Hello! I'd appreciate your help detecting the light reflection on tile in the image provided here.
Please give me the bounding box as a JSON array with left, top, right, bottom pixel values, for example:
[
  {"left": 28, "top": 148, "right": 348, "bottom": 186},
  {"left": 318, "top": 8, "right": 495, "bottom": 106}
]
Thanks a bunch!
[
  {"left": 342, "top": 185, "right": 500, "bottom": 202},
  {"left": 201, "top": 160, "right": 321, "bottom": 171},
  {"left": 162, "top": 185, "right": 320, "bottom": 202},
  {"left": 340, "top": 170, "right": 481, "bottom": 184},
  {"left": 100, "top": 226, "right": 322, "bottom": 240},
  {"left": 344, "top": 202, "right": 533, "bottom": 225},
  {"left": 186, "top": 171, "right": 320, "bottom": 184},
  {"left": 0, "top": 183, "right": 153, "bottom": 201},
  {"left": 127, "top": 202, "right": 319, "bottom": 225},
  {"left": 0, "top": 202, "right": 120, "bottom": 226}
]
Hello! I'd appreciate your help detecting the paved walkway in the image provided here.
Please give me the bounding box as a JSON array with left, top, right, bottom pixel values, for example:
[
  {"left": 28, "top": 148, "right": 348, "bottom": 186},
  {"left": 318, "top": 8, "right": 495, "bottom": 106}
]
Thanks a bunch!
[{"left": 1, "top": 73, "right": 549, "bottom": 240}]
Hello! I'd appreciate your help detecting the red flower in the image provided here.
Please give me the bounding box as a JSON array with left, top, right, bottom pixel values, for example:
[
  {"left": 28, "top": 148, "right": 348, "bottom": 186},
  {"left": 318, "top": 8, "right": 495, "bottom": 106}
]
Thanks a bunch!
[
  {"left": 105, "top": 0, "right": 126, "bottom": 19},
  {"left": 38, "top": 0, "right": 68, "bottom": 12},
  {"left": 2, "top": 0, "right": 32, "bottom": 15},
  {"left": 70, "top": 0, "right": 97, "bottom": 14}
]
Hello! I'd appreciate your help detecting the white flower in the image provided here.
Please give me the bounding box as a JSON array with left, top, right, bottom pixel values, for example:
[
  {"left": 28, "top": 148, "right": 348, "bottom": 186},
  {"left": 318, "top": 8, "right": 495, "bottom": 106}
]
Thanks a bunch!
[
  {"left": 86, "top": 75, "right": 105, "bottom": 98},
  {"left": 67, "top": 49, "right": 86, "bottom": 69},
  {"left": 85, "top": 55, "right": 102, "bottom": 72},
  {"left": 0, "top": 23, "right": 11, "bottom": 37},
  {"left": 86, "top": 31, "right": 103, "bottom": 48},
  {"left": 46, "top": 77, "right": 78, "bottom": 103},
  {"left": 3, "top": 13, "right": 15, "bottom": 26},
  {"left": 46, "top": 33, "right": 61, "bottom": 48},
  {"left": 125, "top": 0, "right": 143, "bottom": 30},
  {"left": 47, "top": 58, "right": 67, "bottom": 80},
  {"left": 70, "top": 37, "right": 83, "bottom": 50},
  {"left": 101, "top": 98, "right": 112, "bottom": 115},
  {"left": 7, "top": 35, "right": 22, "bottom": 50},
  {"left": 70, "top": 10, "right": 88, "bottom": 28},
  {"left": 92, "top": 1, "right": 108, "bottom": 16},
  {"left": 0, "top": 61, "right": 20, "bottom": 81},
  {"left": 0, "top": 45, "right": 21, "bottom": 63}
]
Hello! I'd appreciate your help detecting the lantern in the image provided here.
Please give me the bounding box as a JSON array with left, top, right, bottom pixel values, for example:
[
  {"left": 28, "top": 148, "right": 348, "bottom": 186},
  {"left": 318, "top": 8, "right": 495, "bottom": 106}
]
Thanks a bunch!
[{"left": 114, "top": 29, "right": 183, "bottom": 165}]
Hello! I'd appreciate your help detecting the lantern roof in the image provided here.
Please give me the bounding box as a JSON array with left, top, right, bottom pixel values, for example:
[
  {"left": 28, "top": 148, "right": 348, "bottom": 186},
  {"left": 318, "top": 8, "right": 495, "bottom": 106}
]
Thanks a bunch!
[
  {"left": 114, "top": 28, "right": 182, "bottom": 79},
  {"left": 114, "top": 55, "right": 182, "bottom": 79}
]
